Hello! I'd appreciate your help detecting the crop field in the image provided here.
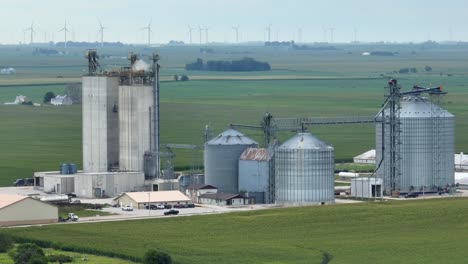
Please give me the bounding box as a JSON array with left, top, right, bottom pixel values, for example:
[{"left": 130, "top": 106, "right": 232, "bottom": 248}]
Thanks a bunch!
[
  {"left": 0, "top": 44, "right": 467, "bottom": 185},
  {"left": 5, "top": 198, "right": 468, "bottom": 264},
  {"left": 0, "top": 247, "right": 135, "bottom": 264}
]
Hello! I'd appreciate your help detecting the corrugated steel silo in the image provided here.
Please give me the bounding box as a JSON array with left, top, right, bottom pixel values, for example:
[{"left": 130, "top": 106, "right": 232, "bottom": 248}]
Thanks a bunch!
[
  {"left": 376, "top": 95, "right": 454, "bottom": 194},
  {"left": 275, "top": 132, "right": 335, "bottom": 204},
  {"left": 238, "top": 148, "right": 271, "bottom": 203},
  {"left": 204, "top": 129, "right": 257, "bottom": 193}
]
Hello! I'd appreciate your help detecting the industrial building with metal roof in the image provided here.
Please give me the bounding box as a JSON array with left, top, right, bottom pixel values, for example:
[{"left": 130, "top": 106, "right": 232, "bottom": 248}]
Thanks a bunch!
[
  {"left": 199, "top": 192, "right": 248, "bottom": 206},
  {"left": 0, "top": 194, "right": 58, "bottom": 226},
  {"left": 114, "top": 191, "right": 191, "bottom": 209}
]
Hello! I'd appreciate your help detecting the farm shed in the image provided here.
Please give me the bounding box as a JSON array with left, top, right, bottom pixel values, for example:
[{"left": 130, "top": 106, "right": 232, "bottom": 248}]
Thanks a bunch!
[
  {"left": 185, "top": 184, "right": 218, "bottom": 203},
  {"left": 0, "top": 194, "right": 58, "bottom": 226},
  {"left": 199, "top": 193, "right": 248, "bottom": 206},
  {"left": 43, "top": 174, "right": 74, "bottom": 194},
  {"left": 351, "top": 178, "right": 383, "bottom": 198},
  {"left": 114, "top": 191, "right": 191, "bottom": 209},
  {"left": 353, "top": 149, "right": 376, "bottom": 164}
]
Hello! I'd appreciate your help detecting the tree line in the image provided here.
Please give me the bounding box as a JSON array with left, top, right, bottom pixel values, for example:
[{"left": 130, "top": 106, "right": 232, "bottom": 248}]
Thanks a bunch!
[{"left": 185, "top": 57, "right": 271, "bottom": 72}]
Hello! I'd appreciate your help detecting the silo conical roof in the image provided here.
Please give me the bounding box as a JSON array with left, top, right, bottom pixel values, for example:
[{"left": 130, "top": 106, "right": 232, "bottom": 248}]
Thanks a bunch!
[
  {"left": 206, "top": 128, "right": 258, "bottom": 146},
  {"left": 278, "top": 132, "right": 332, "bottom": 150},
  {"left": 400, "top": 95, "right": 454, "bottom": 118}
]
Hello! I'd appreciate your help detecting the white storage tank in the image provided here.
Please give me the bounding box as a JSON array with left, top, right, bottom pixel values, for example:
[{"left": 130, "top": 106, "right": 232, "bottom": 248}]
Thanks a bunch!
[
  {"left": 275, "top": 132, "right": 335, "bottom": 204},
  {"left": 204, "top": 129, "right": 257, "bottom": 193}
]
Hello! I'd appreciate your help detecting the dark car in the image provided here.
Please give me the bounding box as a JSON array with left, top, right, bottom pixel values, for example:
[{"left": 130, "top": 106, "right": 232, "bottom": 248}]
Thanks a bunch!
[
  {"left": 186, "top": 203, "right": 195, "bottom": 208},
  {"left": 405, "top": 192, "right": 419, "bottom": 198},
  {"left": 164, "top": 204, "right": 172, "bottom": 209},
  {"left": 173, "top": 204, "right": 185, "bottom": 209},
  {"left": 13, "top": 179, "right": 25, "bottom": 186},
  {"left": 145, "top": 204, "right": 158, "bottom": 210},
  {"left": 164, "top": 209, "right": 179, "bottom": 216}
]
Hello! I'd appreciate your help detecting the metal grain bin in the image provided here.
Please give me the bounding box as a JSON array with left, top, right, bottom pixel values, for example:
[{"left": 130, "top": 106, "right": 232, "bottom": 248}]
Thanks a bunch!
[
  {"left": 275, "top": 132, "right": 335, "bottom": 204},
  {"left": 376, "top": 95, "right": 454, "bottom": 194},
  {"left": 204, "top": 129, "right": 257, "bottom": 193}
]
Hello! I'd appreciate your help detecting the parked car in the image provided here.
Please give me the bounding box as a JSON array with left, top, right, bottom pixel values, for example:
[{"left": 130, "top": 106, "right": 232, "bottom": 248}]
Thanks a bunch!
[
  {"left": 122, "top": 205, "right": 134, "bottom": 211},
  {"left": 156, "top": 204, "right": 165, "bottom": 209},
  {"left": 405, "top": 193, "right": 419, "bottom": 198},
  {"left": 164, "top": 204, "right": 172, "bottom": 209},
  {"left": 186, "top": 203, "right": 195, "bottom": 208},
  {"left": 173, "top": 203, "right": 185, "bottom": 209},
  {"left": 145, "top": 204, "right": 157, "bottom": 210},
  {"left": 13, "top": 179, "right": 25, "bottom": 186},
  {"left": 164, "top": 209, "right": 179, "bottom": 216},
  {"left": 70, "top": 199, "right": 81, "bottom": 204}
]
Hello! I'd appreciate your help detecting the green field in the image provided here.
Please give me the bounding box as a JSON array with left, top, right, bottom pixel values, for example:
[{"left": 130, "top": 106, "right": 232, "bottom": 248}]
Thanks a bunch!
[
  {"left": 5, "top": 198, "right": 468, "bottom": 263},
  {"left": 0, "top": 44, "right": 467, "bottom": 185},
  {"left": 0, "top": 247, "right": 135, "bottom": 264}
]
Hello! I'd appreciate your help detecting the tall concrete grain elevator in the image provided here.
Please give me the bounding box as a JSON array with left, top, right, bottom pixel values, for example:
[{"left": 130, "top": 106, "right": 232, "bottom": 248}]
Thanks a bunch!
[{"left": 82, "top": 51, "right": 119, "bottom": 172}]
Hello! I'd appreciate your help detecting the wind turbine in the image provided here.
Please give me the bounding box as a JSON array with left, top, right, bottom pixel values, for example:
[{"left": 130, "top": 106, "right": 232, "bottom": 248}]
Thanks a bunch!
[
  {"left": 58, "top": 21, "right": 69, "bottom": 47},
  {"left": 266, "top": 24, "right": 272, "bottom": 42},
  {"left": 24, "top": 22, "right": 35, "bottom": 44},
  {"left": 232, "top": 25, "right": 239, "bottom": 43},
  {"left": 98, "top": 20, "right": 106, "bottom": 47},
  {"left": 142, "top": 19, "right": 152, "bottom": 46},
  {"left": 329, "top": 27, "right": 335, "bottom": 43},
  {"left": 187, "top": 25, "right": 194, "bottom": 44},
  {"left": 198, "top": 25, "right": 203, "bottom": 45},
  {"left": 297, "top": 26, "right": 303, "bottom": 43},
  {"left": 203, "top": 26, "right": 209, "bottom": 44}
]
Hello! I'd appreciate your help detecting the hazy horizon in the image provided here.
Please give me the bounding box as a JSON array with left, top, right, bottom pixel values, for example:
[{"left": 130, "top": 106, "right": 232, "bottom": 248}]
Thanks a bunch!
[{"left": 1, "top": 0, "right": 467, "bottom": 45}]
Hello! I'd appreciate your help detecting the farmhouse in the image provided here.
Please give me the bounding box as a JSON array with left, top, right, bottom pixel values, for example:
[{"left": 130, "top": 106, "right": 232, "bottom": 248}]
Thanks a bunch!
[
  {"left": 0, "top": 194, "right": 58, "bottom": 226},
  {"left": 114, "top": 191, "right": 191, "bottom": 209},
  {"left": 51, "top": 95, "right": 73, "bottom": 105}
]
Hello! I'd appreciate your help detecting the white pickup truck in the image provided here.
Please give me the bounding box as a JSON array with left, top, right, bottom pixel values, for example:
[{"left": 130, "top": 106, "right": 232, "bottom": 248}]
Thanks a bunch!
[{"left": 121, "top": 205, "right": 134, "bottom": 211}]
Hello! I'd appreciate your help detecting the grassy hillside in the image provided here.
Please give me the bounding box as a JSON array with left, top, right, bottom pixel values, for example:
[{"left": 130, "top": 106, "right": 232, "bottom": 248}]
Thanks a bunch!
[{"left": 6, "top": 198, "right": 468, "bottom": 264}]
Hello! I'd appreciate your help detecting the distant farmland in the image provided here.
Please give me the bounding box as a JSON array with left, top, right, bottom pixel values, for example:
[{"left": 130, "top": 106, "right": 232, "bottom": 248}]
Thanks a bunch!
[{"left": 0, "top": 44, "right": 467, "bottom": 185}]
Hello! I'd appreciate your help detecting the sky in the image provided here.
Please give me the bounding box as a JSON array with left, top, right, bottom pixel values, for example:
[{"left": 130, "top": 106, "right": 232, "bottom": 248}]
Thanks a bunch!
[{"left": 0, "top": 0, "right": 467, "bottom": 44}]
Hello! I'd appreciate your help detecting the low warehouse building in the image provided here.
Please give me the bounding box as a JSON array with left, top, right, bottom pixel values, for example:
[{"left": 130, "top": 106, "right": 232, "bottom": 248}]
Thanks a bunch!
[
  {"left": 114, "top": 191, "right": 191, "bottom": 209},
  {"left": 351, "top": 178, "right": 383, "bottom": 198},
  {"left": 353, "top": 149, "right": 376, "bottom": 164},
  {"left": 74, "top": 172, "right": 146, "bottom": 198},
  {"left": 199, "top": 193, "right": 248, "bottom": 206},
  {"left": 0, "top": 194, "right": 58, "bottom": 226},
  {"left": 43, "top": 175, "right": 74, "bottom": 194},
  {"left": 185, "top": 184, "right": 218, "bottom": 203}
]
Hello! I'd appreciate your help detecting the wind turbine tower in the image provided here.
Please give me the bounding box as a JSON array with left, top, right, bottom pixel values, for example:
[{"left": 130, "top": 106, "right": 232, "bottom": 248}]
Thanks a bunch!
[
  {"left": 297, "top": 26, "right": 303, "bottom": 43},
  {"left": 142, "top": 20, "right": 152, "bottom": 46},
  {"left": 187, "top": 25, "right": 194, "bottom": 44},
  {"left": 232, "top": 25, "right": 239, "bottom": 43},
  {"left": 98, "top": 21, "right": 106, "bottom": 47},
  {"left": 198, "top": 26, "right": 203, "bottom": 45},
  {"left": 203, "top": 26, "right": 209, "bottom": 44},
  {"left": 24, "top": 22, "right": 35, "bottom": 44},
  {"left": 329, "top": 27, "right": 335, "bottom": 43},
  {"left": 58, "top": 21, "right": 69, "bottom": 48},
  {"left": 266, "top": 24, "right": 272, "bottom": 42}
]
